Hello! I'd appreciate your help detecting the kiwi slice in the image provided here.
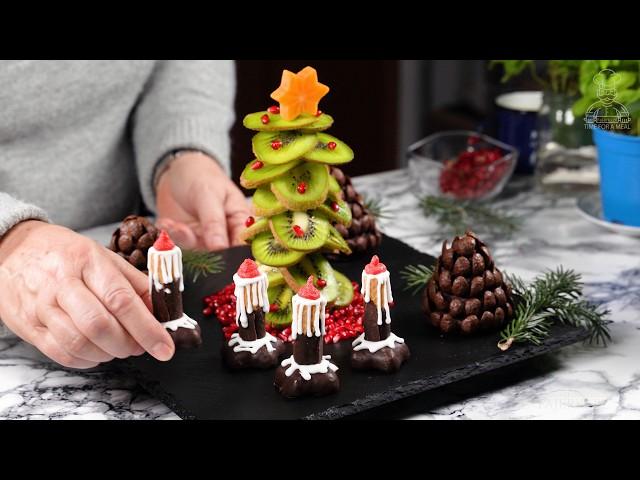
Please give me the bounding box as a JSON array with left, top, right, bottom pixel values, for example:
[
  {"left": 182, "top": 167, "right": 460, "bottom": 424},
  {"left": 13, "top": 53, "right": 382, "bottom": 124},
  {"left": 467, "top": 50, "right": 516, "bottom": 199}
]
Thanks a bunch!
[
  {"left": 304, "top": 133, "right": 354, "bottom": 165},
  {"left": 327, "top": 175, "right": 343, "bottom": 201},
  {"left": 270, "top": 210, "right": 329, "bottom": 252},
  {"left": 257, "top": 262, "right": 285, "bottom": 287},
  {"left": 333, "top": 270, "right": 354, "bottom": 307},
  {"left": 299, "top": 254, "right": 338, "bottom": 303},
  {"left": 240, "top": 159, "right": 302, "bottom": 189},
  {"left": 316, "top": 198, "right": 352, "bottom": 226},
  {"left": 301, "top": 113, "right": 334, "bottom": 132},
  {"left": 252, "top": 186, "right": 287, "bottom": 217},
  {"left": 266, "top": 284, "right": 294, "bottom": 327},
  {"left": 252, "top": 131, "right": 317, "bottom": 165},
  {"left": 239, "top": 217, "right": 270, "bottom": 243},
  {"left": 280, "top": 264, "right": 307, "bottom": 292},
  {"left": 322, "top": 223, "right": 352, "bottom": 255},
  {"left": 271, "top": 163, "right": 329, "bottom": 211},
  {"left": 243, "top": 112, "right": 317, "bottom": 132},
  {"left": 251, "top": 232, "right": 304, "bottom": 267}
]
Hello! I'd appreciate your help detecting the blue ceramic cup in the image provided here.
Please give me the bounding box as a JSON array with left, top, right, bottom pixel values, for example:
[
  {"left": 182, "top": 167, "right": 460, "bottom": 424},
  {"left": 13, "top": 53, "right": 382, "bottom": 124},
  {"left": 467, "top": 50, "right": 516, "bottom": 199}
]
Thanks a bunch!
[
  {"left": 496, "top": 91, "right": 543, "bottom": 174},
  {"left": 593, "top": 127, "right": 640, "bottom": 227}
]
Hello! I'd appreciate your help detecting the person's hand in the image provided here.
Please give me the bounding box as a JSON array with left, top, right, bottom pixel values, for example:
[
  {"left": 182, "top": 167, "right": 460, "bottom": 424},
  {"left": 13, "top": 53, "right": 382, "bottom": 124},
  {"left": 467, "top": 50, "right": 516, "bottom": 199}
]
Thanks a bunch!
[
  {"left": 155, "top": 152, "right": 251, "bottom": 251},
  {"left": 0, "top": 221, "right": 175, "bottom": 369}
]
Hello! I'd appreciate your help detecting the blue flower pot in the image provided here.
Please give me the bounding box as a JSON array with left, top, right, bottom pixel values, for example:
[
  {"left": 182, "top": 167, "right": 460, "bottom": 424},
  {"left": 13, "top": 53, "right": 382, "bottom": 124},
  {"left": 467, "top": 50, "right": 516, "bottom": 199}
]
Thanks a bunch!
[{"left": 593, "top": 127, "right": 640, "bottom": 227}]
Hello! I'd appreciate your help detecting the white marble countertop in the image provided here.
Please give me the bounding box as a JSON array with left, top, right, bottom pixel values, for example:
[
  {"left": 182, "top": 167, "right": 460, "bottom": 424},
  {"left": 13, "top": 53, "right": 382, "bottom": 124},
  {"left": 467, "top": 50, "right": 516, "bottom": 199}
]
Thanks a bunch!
[{"left": 1, "top": 168, "right": 639, "bottom": 420}]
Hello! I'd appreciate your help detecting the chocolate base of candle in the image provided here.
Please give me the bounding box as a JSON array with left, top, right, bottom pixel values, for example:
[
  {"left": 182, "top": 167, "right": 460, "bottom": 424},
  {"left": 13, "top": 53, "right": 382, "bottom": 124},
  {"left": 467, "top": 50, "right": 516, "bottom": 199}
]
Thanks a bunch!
[
  {"left": 275, "top": 335, "right": 338, "bottom": 398},
  {"left": 152, "top": 280, "right": 202, "bottom": 349},
  {"left": 222, "top": 311, "right": 285, "bottom": 370},
  {"left": 351, "top": 342, "right": 410, "bottom": 373},
  {"left": 274, "top": 367, "right": 340, "bottom": 399},
  {"left": 351, "top": 303, "right": 409, "bottom": 373},
  {"left": 222, "top": 340, "right": 286, "bottom": 370}
]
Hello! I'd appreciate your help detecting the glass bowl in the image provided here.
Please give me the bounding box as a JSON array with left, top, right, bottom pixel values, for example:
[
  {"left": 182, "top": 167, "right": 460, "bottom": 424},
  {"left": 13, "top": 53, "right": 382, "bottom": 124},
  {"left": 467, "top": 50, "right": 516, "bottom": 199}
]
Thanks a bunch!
[{"left": 407, "top": 130, "right": 518, "bottom": 201}]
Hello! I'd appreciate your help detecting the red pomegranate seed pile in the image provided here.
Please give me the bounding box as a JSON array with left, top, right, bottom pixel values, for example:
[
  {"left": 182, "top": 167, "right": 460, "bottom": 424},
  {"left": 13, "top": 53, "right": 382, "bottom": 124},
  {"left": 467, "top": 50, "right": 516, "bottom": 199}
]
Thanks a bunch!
[
  {"left": 203, "top": 281, "right": 369, "bottom": 344},
  {"left": 439, "top": 137, "right": 509, "bottom": 200}
]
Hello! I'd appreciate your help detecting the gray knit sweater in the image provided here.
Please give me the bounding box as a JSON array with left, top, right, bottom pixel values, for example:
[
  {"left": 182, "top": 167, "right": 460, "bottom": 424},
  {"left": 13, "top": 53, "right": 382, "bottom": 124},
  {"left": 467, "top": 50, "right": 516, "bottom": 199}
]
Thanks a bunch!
[{"left": 0, "top": 60, "right": 235, "bottom": 338}]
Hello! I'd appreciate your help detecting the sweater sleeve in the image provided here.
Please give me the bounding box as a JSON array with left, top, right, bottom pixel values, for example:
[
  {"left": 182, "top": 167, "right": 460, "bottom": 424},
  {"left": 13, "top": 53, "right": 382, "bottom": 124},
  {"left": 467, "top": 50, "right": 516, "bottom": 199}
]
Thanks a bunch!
[
  {"left": 132, "top": 60, "right": 236, "bottom": 214},
  {"left": 0, "top": 192, "right": 50, "bottom": 339}
]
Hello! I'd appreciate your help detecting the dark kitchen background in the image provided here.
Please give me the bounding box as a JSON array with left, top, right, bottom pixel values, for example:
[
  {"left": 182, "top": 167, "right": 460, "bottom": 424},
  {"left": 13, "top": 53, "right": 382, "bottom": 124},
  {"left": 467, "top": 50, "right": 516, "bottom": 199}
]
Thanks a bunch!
[{"left": 230, "top": 60, "right": 535, "bottom": 183}]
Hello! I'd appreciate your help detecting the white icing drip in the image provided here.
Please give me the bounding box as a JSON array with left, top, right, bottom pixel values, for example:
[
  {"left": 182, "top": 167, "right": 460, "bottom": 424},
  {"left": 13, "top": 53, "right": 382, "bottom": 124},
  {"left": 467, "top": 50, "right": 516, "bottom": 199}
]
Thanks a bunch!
[
  {"left": 147, "top": 246, "right": 184, "bottom": 293},
  {"left": 352, "top": 332, "right": 404, "bottom": 353},
  {"left": 161, "top": 314, "right": 198, "bottom": 331},
  {"left": 163, "top": 288, "right": 171, "bottom": 294},
  {"left": 361, "top": 270, "right": 393, "bottom": 325},
  {"left": 228, "top": 332, "right": 279, "bottom": 354},
  {"left": 280, "top": 355, "right": 338, "bottom": 381},
  {"left": 291, "top": 294, "right": 327, "bottom": 339},
  {"left": 233, "top": 272, "right": 269, "bottom": 329}
]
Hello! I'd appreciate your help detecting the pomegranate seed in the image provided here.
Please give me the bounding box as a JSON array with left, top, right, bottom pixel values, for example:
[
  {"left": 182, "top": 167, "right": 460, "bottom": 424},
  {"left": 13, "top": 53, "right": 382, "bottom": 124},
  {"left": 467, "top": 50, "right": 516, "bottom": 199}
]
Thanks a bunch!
[
  {"left": 261, "top": 114, "right": 270, "bottom": 125},
  {"left": 268, "top": 105, "right": 280, "bottom": 114},
  {"left": 331, "top": 201, "right": 340, "bottom": 212},
  {"left": 316, "top": 278, "right": 327, "bottom": 288},
  {"left": 315, "top": 110, "right": 322, "bottom": 116},
  {"left": 203, "top": 307, "right": 212, "bottom": 316},
  {"left": 292, "top": 225, "right": 304, "bottom": 238},
  {"left": 327, "top": 141, "right": 337, "bottom": 151},
  {"left": 297, "top": 182, "right": 307, "bottom": 194},
  {"left": 245, "top": 216, "right": 255, "bottom": 227},
  {"left": 269, "top": 303, "right": 279, "bottom": 312},
  {"left": 251, "top": 160, "right": 264, "bottom": 170},
  {"left": 271, "top": 139, "right": 282, "bottom": 150}
]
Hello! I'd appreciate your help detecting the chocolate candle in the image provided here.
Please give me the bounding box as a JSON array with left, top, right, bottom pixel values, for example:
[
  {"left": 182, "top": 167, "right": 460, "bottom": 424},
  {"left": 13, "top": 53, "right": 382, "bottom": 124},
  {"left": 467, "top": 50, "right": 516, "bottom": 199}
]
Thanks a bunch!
[
  {"left": 147, "top": 231, "right": 202, "bottom": 349},
  {"left": 222, "top": 259, "right": 284, "bottom": 369},
  {"left": 275, "top": 277, "right": 339, "bottom": 398},
  {"left": 351, "top": 255, "right": 410, "bottom": 372},
  {"left": 291, "top": 277, "right": 327, "bottom": 365}
]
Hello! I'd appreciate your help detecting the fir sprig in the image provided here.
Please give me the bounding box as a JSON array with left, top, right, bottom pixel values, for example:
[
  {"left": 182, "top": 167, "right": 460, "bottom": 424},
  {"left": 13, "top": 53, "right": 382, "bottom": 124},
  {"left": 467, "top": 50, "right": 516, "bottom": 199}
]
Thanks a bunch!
[
  {"left": 419, "top": 195, "right": 521, "bottom": 236},
  {"left": 362, "top": 195, "right": 391, "bottom": 220},
  {"left": 498, "top": 267, "right": 611, "bottom": 351},
  {"left": 182, "top": 250, "right": 225, "bottom": 282},
  {"left": 400, "top": 264, "right": 434, "bottom": 295}
]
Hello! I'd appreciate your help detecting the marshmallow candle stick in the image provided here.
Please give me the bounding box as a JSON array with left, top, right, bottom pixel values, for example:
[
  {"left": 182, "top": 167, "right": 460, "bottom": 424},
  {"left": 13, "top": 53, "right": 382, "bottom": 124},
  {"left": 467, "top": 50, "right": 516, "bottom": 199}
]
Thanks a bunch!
[
  {"left": 147, "top": 230, "right": 202, "bottom": 349},
  {"left": 291, "top": 283, "right": 328, "bottom": 365},
  {"left": 361, "top": 255, "right": 394, "bottom": 342},
  {"left": 233, "top": 259, "right": 270, "bottom": 342}
]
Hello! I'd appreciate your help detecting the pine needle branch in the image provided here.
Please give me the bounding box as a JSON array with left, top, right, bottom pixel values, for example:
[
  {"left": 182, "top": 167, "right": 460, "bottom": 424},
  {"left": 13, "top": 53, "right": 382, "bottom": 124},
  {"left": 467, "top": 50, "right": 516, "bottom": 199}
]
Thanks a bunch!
[
  {"left": 182, "top": 250, "right": 225, "bottom": 282},
  {"left": 419, "top": 195, "right": 521, "bottom": 236},
  {"left": 499, "top": 267, "right": 611, "bottom": 351},
  {"left": 362, "top": 195, "right": 391, "bottom": 220},
  {"left": 400, "top": 264, "right": 434, "bottom": 295}
]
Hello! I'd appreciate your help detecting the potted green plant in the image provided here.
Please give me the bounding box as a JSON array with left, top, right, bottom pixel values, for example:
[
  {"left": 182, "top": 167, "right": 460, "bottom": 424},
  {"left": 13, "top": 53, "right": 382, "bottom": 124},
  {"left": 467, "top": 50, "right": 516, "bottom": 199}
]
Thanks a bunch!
[
  {"left": 571, "top": 61, "right": 640, "bottom": 226},
  {"left": 491, "top": 61, "right": 593, "bottom": 180}
]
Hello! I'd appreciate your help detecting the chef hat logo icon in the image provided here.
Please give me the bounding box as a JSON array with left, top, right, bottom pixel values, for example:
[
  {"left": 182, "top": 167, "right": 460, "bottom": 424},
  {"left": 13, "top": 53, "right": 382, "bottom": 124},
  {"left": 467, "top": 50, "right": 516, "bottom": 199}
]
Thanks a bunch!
[
  {"left": 593, "top": 68, "right": 620, "bottom": 100},
  {"left": 584, "top": 68, "right": 631, "bottom": 131}
]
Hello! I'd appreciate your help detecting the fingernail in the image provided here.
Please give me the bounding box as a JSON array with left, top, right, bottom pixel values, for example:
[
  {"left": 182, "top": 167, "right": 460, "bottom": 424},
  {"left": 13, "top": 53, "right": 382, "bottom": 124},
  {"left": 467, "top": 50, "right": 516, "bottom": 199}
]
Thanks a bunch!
[{"left": 151, "top": 342, "right": 174, "bottom": 361}]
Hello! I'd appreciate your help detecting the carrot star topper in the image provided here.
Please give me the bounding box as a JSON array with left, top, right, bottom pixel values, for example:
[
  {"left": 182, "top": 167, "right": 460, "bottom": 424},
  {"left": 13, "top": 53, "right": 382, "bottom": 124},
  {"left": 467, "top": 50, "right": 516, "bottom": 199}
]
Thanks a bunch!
[{"left": 270, "top": 66, "right": 330, "bottom": 121}]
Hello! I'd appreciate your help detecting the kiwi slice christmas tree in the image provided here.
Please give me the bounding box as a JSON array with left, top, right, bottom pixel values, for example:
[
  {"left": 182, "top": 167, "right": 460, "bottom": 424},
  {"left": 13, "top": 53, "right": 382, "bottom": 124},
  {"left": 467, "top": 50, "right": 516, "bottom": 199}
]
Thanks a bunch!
[{"left": 239, "top": 66, "right": 357, "bottom": 327}]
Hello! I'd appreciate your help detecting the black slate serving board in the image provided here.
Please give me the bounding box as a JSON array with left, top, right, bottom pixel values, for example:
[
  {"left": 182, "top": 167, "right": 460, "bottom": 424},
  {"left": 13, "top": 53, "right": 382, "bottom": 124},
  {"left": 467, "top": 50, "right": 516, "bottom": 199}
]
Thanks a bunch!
[{"left": 121, "top": 235, "right": 588, "bottom": 419}]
